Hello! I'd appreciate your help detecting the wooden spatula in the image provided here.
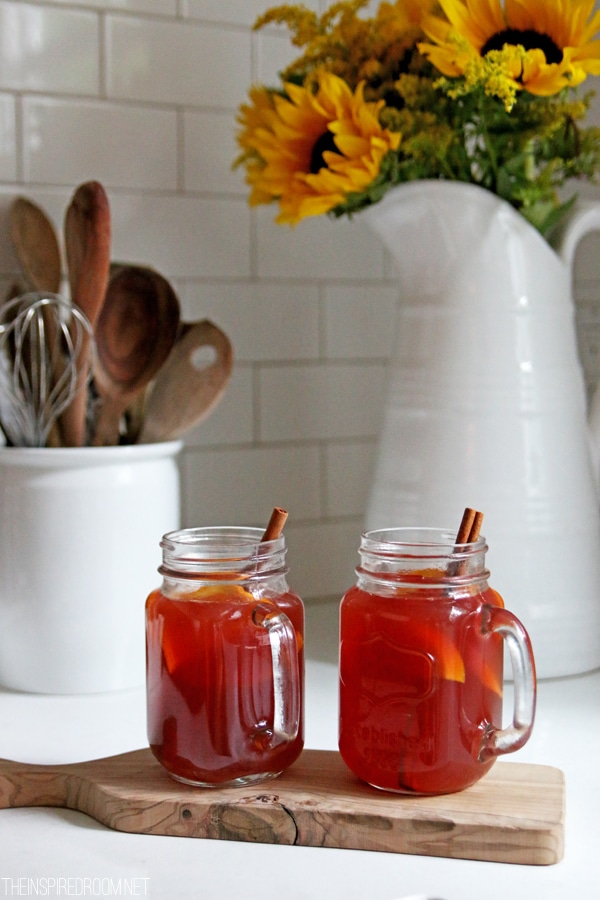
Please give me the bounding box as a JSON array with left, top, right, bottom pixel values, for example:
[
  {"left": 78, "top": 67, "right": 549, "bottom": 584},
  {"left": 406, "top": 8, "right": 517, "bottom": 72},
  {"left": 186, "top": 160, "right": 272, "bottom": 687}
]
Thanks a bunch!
[
  {"left": 8, "top": 197, "right": 64, "bottom": 445},
  {"left": 61, "top": 181, "right": 111, "bottom": 445},
  {"left": 9, "top": 197, "right": 62, "bottom": 294}
]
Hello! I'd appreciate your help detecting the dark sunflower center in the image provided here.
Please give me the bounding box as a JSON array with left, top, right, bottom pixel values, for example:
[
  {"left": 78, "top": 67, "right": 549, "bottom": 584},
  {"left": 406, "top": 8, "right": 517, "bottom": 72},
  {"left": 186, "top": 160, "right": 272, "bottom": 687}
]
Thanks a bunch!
[
  {"left": 310, "top": 131, "right": 341, "bottom": 174},
  {"left": 481, "top": 28, "right": 563, "bottom": 64}
]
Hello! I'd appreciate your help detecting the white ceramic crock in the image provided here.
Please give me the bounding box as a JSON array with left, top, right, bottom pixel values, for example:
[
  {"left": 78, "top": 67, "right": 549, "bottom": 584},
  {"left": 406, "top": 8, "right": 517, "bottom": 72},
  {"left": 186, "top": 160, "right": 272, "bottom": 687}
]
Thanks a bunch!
[{"left": 0, "top": 441, "right": 181, "bottom": 694}]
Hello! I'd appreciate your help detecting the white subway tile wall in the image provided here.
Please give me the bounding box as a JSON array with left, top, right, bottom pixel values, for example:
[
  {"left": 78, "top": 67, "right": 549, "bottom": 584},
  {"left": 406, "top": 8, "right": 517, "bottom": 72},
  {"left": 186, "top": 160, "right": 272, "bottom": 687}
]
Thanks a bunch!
[{"left": 2, "top": 0, "right": 600, "bottom": 616}]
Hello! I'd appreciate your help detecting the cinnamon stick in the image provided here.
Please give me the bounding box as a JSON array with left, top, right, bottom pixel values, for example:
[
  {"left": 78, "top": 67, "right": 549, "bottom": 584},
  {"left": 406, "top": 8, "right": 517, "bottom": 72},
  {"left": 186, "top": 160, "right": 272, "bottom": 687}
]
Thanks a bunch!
[
  {"left": 455, "top": 507, "right": 476, "bottom": 544},
  {"left": 455, "top": 507, "right": 484, "bottom": 544},
  {"left": 261, "top": 507, "right": 288, "bottom": 542},
  {"left": 467, "top": 510, "right": 484, "bottom": 544},
  {"left": 449, "top": 506, "right": 484, "bottom": 576}
]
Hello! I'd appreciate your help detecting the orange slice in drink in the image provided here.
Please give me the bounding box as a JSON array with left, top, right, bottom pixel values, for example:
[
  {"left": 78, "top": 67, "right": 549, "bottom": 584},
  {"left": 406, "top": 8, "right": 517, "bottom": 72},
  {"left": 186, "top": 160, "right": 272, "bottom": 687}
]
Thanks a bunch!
[
  {"left": 399, "top": 619, "right": 465, "bottom": 683},
  {"left": 437, "top": 634, "right": 466, "bottom": 683},
  {"left": 158, "top": 584, "right": 255, "bottom": 675},
  {"left": 187, "top": 583, "right": 253, "bottom": 603},
  {"left": 481, "top": 661, "right": 503, "bottom": 697}
]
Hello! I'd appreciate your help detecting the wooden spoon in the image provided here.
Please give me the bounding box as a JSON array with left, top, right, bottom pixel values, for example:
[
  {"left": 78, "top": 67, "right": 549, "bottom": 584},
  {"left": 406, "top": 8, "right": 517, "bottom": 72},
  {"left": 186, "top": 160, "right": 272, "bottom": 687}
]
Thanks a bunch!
[
  {"left": 92, "top": 265, "right": 180, "bottom": 446},
  {"left": 8, "top": 198, "right": 63, "bottom": 446},
  {"left": 8, "top": 197, "right": 62, "bottom": 293},
  {"left": 138, "top": 319, "right": 233, "bottom": 444},
  {"left": 62, "top": 180, "right": 112, "bottom": 446}
]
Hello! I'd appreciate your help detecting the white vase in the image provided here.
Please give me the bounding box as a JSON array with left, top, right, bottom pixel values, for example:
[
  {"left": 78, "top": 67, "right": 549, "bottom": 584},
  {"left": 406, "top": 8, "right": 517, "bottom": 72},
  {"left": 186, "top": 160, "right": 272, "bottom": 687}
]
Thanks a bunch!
[
  {"left": 362, "top": 180, "right": 600, "bottom": 679},
  {"left": 0, "top": 441, "right": 181, "bottom": 693}
]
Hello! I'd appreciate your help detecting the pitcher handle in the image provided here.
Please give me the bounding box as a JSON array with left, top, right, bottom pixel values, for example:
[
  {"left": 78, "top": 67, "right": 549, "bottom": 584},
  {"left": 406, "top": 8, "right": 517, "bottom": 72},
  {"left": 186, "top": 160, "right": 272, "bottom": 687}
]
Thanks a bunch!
[
  {"left": 552, "top": 200, "right": 600, "bottom": 268},
  {"left": 553, "top": 201, "right": 600, "bottom": 488}
]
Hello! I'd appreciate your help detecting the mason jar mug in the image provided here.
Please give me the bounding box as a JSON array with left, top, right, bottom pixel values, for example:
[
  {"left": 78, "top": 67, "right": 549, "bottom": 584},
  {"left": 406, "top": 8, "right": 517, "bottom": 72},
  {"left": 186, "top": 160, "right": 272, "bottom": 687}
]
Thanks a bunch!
[
  {"left": 146, "top": 526, "right": 304, "bottom": 787},
  {"left": 339, "top": 528, "right": 536, "bottom": 795}
]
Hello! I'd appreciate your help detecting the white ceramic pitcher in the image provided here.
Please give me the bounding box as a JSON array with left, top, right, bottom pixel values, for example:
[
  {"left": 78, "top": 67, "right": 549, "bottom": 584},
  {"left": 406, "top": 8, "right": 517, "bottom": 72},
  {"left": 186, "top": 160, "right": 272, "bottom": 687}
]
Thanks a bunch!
[{"left": 362, "top": 180, "right": 600, "bottom": 679}]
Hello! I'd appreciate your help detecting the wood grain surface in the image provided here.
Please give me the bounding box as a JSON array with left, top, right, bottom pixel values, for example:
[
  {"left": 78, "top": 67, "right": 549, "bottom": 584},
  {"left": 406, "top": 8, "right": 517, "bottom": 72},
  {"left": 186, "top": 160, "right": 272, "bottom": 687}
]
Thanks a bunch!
[{"left": 0, "top": 748, "right": 564, "bottom": 865}]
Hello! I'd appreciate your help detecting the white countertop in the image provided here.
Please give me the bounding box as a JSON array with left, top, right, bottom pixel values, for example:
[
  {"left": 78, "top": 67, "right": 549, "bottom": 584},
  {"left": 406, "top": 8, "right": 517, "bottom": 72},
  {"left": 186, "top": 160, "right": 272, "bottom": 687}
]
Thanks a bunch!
[{"left": 0, "top": 659, "right": 598, "bottom": 900}]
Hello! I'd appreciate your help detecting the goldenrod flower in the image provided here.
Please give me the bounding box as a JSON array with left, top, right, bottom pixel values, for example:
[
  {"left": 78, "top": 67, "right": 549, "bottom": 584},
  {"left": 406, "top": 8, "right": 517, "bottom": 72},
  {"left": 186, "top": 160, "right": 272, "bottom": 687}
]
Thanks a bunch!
[
  {"left": 419, "top": 0, "right": 600, "bottom": 96},
  {"left": 237, "top": 72, "right": 401, "bottom": 225},
  {"left": 259, "top": 1, "right": 435, "bottom": 96},
  {"left": 234, "top": 1, "right": 600, "bottom": 238},
  {"left": 378, "top": 0, "right": 437, "bottom": 32}
]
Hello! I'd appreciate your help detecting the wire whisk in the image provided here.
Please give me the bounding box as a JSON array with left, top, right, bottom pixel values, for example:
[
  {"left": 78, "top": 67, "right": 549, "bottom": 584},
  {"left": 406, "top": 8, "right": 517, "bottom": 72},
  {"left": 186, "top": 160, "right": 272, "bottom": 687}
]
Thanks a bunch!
[{"left": 0, "top": 292, "right": 95, "bottom": 447}]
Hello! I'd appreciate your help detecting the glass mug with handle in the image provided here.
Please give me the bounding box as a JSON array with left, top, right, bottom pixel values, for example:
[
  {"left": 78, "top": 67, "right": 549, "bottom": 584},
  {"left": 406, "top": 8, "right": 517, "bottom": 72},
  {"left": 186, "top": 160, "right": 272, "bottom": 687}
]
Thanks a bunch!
[
  {"left": 146, "top": 523, "right": 304, "bottom": 788},
  {"left": 339, "top": 527, "right": 536, "bottom": 795}
]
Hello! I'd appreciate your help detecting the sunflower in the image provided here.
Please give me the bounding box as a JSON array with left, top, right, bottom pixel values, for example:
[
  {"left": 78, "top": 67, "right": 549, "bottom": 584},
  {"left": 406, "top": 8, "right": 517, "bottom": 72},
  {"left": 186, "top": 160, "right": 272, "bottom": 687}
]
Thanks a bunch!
[
  {"left": 237, "top": 72, "right": 401, "bottom": 225},
  {"left": 419, "top": 0, "right": 600, "bottom": 96}
]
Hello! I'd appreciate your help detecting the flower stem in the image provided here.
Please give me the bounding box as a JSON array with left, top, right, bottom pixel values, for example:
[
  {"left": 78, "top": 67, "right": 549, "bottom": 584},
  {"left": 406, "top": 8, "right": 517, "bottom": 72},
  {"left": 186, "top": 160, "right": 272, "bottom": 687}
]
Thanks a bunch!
[{"left": 478, "top": 94, "right": 499, "bottom": 191}]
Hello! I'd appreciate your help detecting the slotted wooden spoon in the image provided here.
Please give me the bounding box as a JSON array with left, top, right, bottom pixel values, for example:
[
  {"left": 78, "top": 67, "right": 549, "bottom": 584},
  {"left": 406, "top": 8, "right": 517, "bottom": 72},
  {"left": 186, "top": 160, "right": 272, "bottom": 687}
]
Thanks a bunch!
[{"left": 138, "top": 319, "right": 232, "bottom": 443}]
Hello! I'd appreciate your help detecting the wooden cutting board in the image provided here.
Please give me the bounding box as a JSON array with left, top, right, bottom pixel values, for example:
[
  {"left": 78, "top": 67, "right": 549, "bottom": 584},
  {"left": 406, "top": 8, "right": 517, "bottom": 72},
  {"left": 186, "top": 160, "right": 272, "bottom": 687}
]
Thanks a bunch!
[{"left": 0, "top": 748, "right": 564, "bottom": 866}]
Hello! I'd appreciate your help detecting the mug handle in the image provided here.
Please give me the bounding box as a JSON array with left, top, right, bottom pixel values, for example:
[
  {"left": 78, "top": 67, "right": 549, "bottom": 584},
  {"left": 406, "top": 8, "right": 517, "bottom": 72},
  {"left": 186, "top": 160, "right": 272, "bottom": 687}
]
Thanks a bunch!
[
  {"left": 479, "top": 605, "right": 537, "bottom": 761},
  {"left": 253, "top": 604, "right": 300, "bottom": 745}
]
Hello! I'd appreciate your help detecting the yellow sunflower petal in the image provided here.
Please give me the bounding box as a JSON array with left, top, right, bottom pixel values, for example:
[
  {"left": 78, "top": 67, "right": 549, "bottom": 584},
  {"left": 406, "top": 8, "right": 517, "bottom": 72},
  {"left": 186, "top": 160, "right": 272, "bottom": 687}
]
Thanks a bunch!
[{"left": 438, "top": 0, "right": 505, "bottom": 50}]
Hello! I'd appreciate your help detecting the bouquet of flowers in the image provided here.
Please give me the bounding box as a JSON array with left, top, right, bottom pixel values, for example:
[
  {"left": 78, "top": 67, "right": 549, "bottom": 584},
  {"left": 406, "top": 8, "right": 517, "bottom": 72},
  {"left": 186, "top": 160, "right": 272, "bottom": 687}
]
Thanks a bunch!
[{"left": 235, "top": 0, "right": 600, "bottom": 237}]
